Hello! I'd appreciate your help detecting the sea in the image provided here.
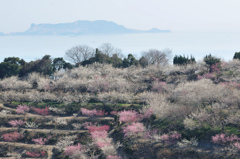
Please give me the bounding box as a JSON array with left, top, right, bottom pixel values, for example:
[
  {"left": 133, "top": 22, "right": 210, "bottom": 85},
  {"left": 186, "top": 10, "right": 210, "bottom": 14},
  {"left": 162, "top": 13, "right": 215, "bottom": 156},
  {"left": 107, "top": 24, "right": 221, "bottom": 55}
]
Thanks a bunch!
[{"left": 0, "top": 31, "right": 239, "bottom": 62}]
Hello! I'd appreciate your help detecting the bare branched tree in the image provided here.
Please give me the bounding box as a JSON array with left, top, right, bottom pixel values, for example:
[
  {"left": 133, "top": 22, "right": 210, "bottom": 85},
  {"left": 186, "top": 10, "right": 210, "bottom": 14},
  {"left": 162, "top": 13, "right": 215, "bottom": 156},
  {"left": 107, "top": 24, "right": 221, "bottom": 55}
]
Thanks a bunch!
[
  {"left": 65, "top": 45, "right": 95, "bottom": 64},
  {"left": 99, "top": 43, "right": 123, "bottom": 58},
  {"left": 141, "top": 49, "right": 172, "bottom": 66}
]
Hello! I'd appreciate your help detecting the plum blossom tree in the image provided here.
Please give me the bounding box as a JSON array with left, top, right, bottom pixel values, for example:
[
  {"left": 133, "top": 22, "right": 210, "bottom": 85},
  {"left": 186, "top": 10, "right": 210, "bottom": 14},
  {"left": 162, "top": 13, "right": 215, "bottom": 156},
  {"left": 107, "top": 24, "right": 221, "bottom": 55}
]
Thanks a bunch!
[
  {"left": 8, "top": 120, "right": 26, "bottom": 127},
  {"left": 16, "top": 105, "right": 30, "bottom": 114},
  {"left": 32, "top": 106, "right": 50, "bottom": 116},
  {"left": 65, "top": 143, "right": 83, "bottom": 156},
  {"left": 2, "top": 131, "right": 23, "bottom": 142}
]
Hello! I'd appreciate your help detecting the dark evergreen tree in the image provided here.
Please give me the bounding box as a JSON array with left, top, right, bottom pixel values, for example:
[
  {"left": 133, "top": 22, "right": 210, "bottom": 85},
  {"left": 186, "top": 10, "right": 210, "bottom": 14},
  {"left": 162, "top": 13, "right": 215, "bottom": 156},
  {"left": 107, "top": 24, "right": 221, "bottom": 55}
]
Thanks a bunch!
[
  {"left": 173, "top": 55, "right": 195, "bottom": 65},
  {"left": 233, "top": 52, "right": 240, "bottom": 60}
]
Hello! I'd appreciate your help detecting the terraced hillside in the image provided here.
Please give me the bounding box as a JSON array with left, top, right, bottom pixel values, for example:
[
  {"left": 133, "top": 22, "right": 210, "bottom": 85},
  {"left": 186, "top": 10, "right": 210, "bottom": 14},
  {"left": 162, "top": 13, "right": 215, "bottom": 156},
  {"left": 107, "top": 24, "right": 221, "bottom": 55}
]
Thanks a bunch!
[{"left": 1, "top": 61, "right": 240, "bottom": 158}]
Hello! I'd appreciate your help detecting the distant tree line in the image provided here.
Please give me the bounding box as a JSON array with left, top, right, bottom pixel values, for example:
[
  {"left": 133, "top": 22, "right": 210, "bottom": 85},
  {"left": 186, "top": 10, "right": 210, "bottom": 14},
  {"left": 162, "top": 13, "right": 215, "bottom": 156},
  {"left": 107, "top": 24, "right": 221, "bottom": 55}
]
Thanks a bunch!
[{"left": 0, "top": 43, "right": 239, "bottom": 79}]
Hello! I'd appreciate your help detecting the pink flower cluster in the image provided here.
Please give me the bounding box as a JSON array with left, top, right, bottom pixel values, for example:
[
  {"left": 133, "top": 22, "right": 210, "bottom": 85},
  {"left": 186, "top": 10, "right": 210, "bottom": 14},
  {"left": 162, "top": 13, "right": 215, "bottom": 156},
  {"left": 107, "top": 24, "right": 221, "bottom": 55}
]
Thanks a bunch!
[
  {"left": 65, "top": 143, "right": 83, "bottom": 156},
  {"left": 110, "top": 111, "right": 118, "bottom": 115},
  {"left": 88, "top": 125, "right": 110, "bottom": 133},
  {"left": 16, "top": 105, "right": 30, "bottom": 114},
  {"left": 141, "top": 108, "right": 154, "bottom": 119},
  {"left": 95, "top": 140, "right": 111, "bottom": 148},
  {"left": 221, "top": 81, "right": 240, "bottom": 90},
  {"left": 211, "top": 63, "right": 221, "bottom": 73},
  {"left": 107, "top": 155, "right": 122, "bottom": 159},
  {"left": 197, "top": 73, "right": 215, "bottom": 80},
  {"left": 123, "top": 122, "right": 145, "bottom": 136},
  {"left": 118, "top": 110, "right": 140, "bottom": 123},
  {"left": 212, "top": 133, "right": 240, "bottom": 150},
  {"left": 81, "top": 108, "right": 108, "bottom": 117},
  {"left": 32, "top": 136, "right": 51, "bottom": 145},
  {"left": 8, "top": 120, "right": 26, "bottom": 127},
  {"left": 84, "top": 122, "right": 111, "bottom": 149},
  {"left": 26, "top": 151, "right": 45, "bottom": 158},
  {"left": 160, "top": 132, "right": 182, "bottom": 145},
  {"left": 32, "top": 106, "right": 50, "bottom": 116},
  {"left": 212, "top": 134, "right": 240, "bottom": 144},
  {"left": 2, "top": 131, "right": 23, "bottom": 142},
  {"left": 118, "top": 109, "right": 153, "bottom": 123},
  {"left": 234, "top": 142, "right": 240, "bottom": 150},
  {"left": 144, "top": 129, "right": 158, "bottom": 139}
]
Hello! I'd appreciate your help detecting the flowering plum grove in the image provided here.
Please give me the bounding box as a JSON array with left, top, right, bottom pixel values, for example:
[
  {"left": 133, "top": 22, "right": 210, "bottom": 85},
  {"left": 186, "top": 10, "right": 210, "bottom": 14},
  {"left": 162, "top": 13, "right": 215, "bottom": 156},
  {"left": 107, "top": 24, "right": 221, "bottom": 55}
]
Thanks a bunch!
[{"left": 1, "top": 58, "right": 240, "bottom": 158}]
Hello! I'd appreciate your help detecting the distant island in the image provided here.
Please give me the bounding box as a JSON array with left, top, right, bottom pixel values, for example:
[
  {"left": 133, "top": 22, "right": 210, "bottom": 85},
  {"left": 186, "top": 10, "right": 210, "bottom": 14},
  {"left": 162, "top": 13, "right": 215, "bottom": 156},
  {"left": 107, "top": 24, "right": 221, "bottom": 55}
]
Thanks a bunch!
[{"left": 2, "top": 20, "right": 170, "bottom": 36}]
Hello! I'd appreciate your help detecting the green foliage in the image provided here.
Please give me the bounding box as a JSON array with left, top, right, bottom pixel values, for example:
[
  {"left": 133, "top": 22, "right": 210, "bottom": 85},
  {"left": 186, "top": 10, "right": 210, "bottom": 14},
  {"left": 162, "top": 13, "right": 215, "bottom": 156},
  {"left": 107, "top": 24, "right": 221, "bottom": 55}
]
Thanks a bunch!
[
  {"left": 19, "top": 55, "right": 53, "bottom": 77},
  {"left": 122, "top": 54, "right": 139, "bottom": 68},
  {"left": 233, "top": 52, "right": 240, "bottom": 60},
  {"left": 52, "top": 57, "right": 73, "bottom": 72},
  {"left": 203, "top": 54, "right": 221, "bottom": 67},
  {"left": 0, "top": 57, "right": 25, "bottom": 78},
  {"left": 139, "top": 56, "right": 148, "bottom": 68},
  {"left": 173, "top": 55, "right": 196, "bottom": 65}
]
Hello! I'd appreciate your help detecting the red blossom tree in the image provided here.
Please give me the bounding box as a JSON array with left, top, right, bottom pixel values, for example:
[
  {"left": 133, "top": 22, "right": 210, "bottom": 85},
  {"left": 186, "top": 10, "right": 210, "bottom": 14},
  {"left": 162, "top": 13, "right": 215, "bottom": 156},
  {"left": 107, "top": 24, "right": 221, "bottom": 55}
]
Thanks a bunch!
[{"left": 32, "top": 106, "right": 50, "bottom": 116}]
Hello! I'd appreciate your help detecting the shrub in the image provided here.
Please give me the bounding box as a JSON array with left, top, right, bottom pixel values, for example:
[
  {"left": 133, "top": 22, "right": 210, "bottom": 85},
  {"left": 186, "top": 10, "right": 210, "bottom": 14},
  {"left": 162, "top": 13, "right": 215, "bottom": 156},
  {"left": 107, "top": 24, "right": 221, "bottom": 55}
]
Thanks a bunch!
[
  {"left": 2, "top": 131, "right": 23, "bottom": 142},
  {"left": 177, "top": 137, "right": 198, "bottom": 148}
]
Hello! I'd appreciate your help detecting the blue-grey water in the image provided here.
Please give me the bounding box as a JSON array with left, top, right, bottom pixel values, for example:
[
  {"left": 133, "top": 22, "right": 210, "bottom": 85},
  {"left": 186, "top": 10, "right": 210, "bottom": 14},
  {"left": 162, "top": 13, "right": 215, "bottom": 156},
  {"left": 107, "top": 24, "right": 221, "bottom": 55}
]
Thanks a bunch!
[{"left": 0, "top": 31, "right": 239, "bottom": 62}]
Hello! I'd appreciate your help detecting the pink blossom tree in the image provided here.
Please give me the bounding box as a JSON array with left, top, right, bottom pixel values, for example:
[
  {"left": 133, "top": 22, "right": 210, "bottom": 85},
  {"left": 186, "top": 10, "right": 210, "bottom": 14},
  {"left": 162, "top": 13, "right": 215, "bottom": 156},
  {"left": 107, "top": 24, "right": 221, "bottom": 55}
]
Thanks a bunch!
[
  {"left": 118, "top": 110, "right": 140, "bottom": 123},
  {"left": 212, "top": 134, "right": 240, "bottom": 144},
  {"left": 2, "top": 131, "right": 23, "bottom": 142},
  {"left": 107, "top": 155, "right": 122, "bottom": 159},
  {"left": 122, "top": 122, "right": 145, "bottom": 136},
  {"left": 65, "top": 143, "right": 83, "bottom": 156},
  {"left": 16, "top": 105, "right": 30, "bottom": 114},
  {"left": 26, "top": 151, "right": 45, "bottom": 158},
  {"left": 32, "top": 136, "right": 51, "bottom": 145},
  {"left": 81, "top": 108, "right": 107, "bottom": 117},
  {"left": 160, "top": 132, "right": 182, "bottom": 145},
  {"left": 8, "top": 120, "right": 26, "bottom": 127}
]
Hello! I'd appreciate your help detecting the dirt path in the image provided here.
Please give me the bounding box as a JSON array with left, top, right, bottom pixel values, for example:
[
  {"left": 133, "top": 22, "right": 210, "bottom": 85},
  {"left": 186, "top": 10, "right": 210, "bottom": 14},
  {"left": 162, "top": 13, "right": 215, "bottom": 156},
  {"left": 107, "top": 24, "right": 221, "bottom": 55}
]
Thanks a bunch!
[
  {"left": 0, "top": 103, "right": 114, "bottom": 121},
  {"left": 0, "top": 127, "right": 88, "bottom": 134},
  {"left": 0, "top": 141, "right": 55, "bottom": 159}
]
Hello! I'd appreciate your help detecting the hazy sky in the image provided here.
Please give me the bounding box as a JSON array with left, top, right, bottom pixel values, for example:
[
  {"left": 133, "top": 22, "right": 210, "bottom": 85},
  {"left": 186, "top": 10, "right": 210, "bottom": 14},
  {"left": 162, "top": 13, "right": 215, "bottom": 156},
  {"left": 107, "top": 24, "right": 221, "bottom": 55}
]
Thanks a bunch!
[{"left": 1, "top": 0, "right": 240, "bottom": 33}]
